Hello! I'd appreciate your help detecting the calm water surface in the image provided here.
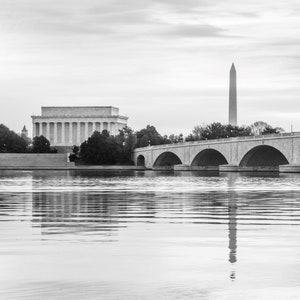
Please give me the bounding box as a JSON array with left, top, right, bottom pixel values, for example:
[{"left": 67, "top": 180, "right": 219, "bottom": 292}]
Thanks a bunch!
[{"left": 0, "top": 170, "right": 300, "bottom": 299}]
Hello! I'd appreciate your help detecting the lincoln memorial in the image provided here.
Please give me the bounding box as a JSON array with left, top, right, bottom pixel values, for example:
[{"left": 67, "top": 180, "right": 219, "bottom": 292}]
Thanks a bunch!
[{"left": 31, "top": 106, "right": 128, "bottom": 149}]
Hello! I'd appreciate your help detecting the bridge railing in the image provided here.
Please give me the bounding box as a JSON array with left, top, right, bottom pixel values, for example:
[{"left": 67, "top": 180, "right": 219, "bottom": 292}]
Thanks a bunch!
[{"left": 134, "top": 131, "right": 300, "bottom": 151}]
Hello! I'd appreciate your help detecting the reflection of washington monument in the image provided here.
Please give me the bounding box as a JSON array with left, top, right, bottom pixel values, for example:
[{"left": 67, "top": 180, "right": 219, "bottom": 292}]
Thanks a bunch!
[
  {"left": 228, "top": 193, "right": 237, "bottom": 281},
  {"left": 228, "top": 197, "right": 237, "bottom": 264},
  {"left": 227, "top": 173, "right": 238, "bottom": 280}
]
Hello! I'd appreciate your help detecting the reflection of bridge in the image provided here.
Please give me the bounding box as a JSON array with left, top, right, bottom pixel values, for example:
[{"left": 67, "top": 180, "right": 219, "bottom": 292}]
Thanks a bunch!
[{"left": 133, "top": 132, "right": 300, "bottom": 172}]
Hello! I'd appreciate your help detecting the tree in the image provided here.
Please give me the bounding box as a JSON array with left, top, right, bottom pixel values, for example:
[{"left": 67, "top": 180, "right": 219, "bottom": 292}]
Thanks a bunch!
[
  {"left": 69, "top": 145, "right": 80, "bottom": 162},
  {"left": 185, "top": 134, "right": 196, "bottom": 142},
  {"left": 192, "top": 125, "right": 205, "bottom": 140},
  {"left": 250, "top": 121, "right": 267, "bottom": 135},
  {"left": 32, "top": 135, "right": 51, "bottom": 153},
  {"left": 135, "top": 125, "right": 171, "bottom": 148},
  {"left": 0, "top": 124, "right": 28, "bottom": 153},
  {"left": 250, "top": 121, "right": 284, "bottom": 135},
  {"left": 263, "top": 126, "right": 284, "bottom": 135},
  {"left": 80, "top": 130, "right": 124, "bottom": 165},
  {"left": 189, "top": 123, "right": 227, "bottom": 140},
  {"left": 187, "top": 121, "right": 286, "bottom": 141},
  {"left": 186, "top": 122, "right": 251, "bottom": 141},
  {"left": 205, "top": 122, "right": 228, "bottom": 139},
  {"left": 226, "top": 124, "right": 251, "bottom": 137},
  {"left": 115, "top": 126, "right": 136, "bottom": 164},
  {"left": 168, "top": 134, "right": 183, "bottom": 143},
  {"left": 80, "top": 131, "right": 109, "bottom": 164}
]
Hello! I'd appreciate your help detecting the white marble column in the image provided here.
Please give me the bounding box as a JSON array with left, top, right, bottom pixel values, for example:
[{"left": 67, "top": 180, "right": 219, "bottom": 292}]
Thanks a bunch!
[
  {"left": 85, "top": 122, "right": 89, "bottom": 140},
  {"left": 99, "top": 122, "right": 102, "bottom": 133},
  {"left": 77, "top": 122, "right": 80, "bottom": 144},
  {"left": 62, "top": 122, "right": 65, "bottom": 145},
  {"left": 46, "top": 122, "right": 50, "bottom": 140},
  {"left": 69, "top": 123, "right": 73, "bottom": 145},
  {"left": 37, "top": 123, "right": 41, "bottom": 136},
  {"left": 95, "top": 122, "right": 101, "bottom": 133},
  {"left": 33, "top": 123, "right": 36, "bottom": 138},
  {"left": 54, "top": 123, "right": 58, "bottom": 144},
  {"left": 103, "top": 122, "right": 108, "bottom": 131},
  {"left": 92, "top": 122, "right": 96, "bottom": 133}
]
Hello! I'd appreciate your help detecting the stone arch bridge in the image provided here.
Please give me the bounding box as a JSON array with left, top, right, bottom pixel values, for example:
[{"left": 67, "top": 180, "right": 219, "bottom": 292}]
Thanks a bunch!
[{"left": 133, "top": 132, "right": 300, "bottom": 172}]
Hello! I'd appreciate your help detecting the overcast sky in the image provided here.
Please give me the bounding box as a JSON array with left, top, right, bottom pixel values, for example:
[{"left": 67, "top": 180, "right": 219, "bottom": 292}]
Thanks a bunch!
[{"left": 1, "top": 0, "right": 300, "bottom": 136}]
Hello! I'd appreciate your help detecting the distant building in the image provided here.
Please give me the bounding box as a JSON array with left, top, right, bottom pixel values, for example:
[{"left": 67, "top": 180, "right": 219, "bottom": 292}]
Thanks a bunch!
[
  {"left": 21, "top": 125, "right": 28, "bottom": 138},
  {"left": 31, "top": 106, "right": 128, "bottom": 150}
]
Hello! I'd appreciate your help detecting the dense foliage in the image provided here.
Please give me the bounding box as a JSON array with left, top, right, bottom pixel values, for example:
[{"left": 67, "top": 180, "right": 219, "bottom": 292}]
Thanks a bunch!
[
  {"left": 79, "top": 128, "right": 136, "bottom": 165},
  {"left": 135, "top": 125, "right": 171, "bottom": 148},
  {"left": 0, "top": 124, "right": 28, "bottom": 153},
  {"left": 115, "top": 126, "right": 137, "bottom": 161},
  {"left": 32, "top": 135, "right": 53, "bottom": 153},
  {"left": 250, "top": 121, "right": 284, "bottom": 135},
  {"left": 185, "top": 123, "right": 251, "bottom": 141},
  {"left": 185, "top": 121, "right": 283, "bottom": 141},
  {"left": 69, "top": 145, "right": 80, "bottom": 162},
  {"left": 79, "top": 125, "right": 180, "bottom": 164}
]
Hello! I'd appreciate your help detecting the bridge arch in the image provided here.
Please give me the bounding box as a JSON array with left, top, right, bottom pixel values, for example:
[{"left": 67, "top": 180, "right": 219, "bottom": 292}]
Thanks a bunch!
[
  {"left": 191, "top": 149, "right": 228, "bottom": 166},
  {"left": 239, "top": 145, "right": 289, "bottom": 167},
  {"left": 153, "top": 151, "right": 182, "bottom": 168},
  {"left": 136, "top": 155, "right": 145, "bottom": 167}
]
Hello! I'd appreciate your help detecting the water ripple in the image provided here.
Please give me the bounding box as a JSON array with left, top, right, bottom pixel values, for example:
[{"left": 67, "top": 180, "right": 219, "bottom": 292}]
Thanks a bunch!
[{"left": 1, "top": 170, "right": 300, "bottom": 299}]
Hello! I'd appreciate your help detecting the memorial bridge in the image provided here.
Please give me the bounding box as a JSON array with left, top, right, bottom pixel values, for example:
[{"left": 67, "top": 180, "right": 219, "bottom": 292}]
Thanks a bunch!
[{"left": 133, "top": 132, "right": 300, "bottom": 172}]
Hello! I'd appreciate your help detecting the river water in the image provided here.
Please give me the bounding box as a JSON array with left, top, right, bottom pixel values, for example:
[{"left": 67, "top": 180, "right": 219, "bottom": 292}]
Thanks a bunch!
[{"left": 0, "top": 170, "right": 300, "bottom": 299}]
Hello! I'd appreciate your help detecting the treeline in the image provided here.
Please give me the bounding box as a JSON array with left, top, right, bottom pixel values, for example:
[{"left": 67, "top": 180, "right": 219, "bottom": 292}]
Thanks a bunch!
[
  {"left": 78, "top": 128, "right": 134, "bottom": 165},
  {"left": 0, "top": 124, "right": 57, "bottom": 153},
  {"left": 185, "top": 121, "right": 283, "bottom": 141},
  {"left": 0, "top": 124, "right": 28, "bottom": 152},
  {"left": 74, "top": 125, "right": 172, "bottom": 165},
  {"left": 1, "top": 121, "right": 285, "bottom": 165}
]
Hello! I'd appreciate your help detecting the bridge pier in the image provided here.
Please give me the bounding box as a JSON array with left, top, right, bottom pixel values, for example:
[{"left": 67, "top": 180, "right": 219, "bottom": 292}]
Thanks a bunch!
[
  {"left": 190, "top": 166, "right": 220, "bottom": 171},
  {"left": 174, "top": 164, "right": 190, "bottom": 171},
  {"left": 279, "top": 164, "right": 300, "bottom": 173},
  {"left": 174, "top": 165, "right": 221, "bottom": 171},
  {"left": 219, "top": 165, "right": 239, "bottom": 172},
  {"left": 153, "top": 166, "right": 174, "bottom": 170},
  {"left": 220, "top": 165, "right": 280, "bottom": 172}
]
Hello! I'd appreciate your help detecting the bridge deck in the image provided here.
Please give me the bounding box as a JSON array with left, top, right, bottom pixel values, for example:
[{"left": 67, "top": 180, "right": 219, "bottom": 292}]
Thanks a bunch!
[{"left": 134, "top": 132, "right": 300, "bottom": 152}]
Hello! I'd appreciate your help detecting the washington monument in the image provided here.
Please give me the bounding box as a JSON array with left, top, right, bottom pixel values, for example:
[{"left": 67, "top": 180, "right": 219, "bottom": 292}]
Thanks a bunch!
[{"left": 229, "top": 63, "right": 237, "bottom": 125}]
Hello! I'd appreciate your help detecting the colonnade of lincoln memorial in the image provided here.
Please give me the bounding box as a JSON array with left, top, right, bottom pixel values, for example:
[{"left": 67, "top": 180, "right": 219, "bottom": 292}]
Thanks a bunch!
[
  {"left": 31, "top": 106, "right": 128, "bottom": 147},
  {"left": 33, "top": 121, "right": 118, "bottom": 146}
]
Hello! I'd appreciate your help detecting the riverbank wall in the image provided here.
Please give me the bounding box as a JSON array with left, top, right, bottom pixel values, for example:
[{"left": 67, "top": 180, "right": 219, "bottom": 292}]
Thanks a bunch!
[
  {"left": 0, "top": 153, "right": 148, "bottom": 170},
  {"left": 0, "top": 153, "right": 74, "bottom": 170}
]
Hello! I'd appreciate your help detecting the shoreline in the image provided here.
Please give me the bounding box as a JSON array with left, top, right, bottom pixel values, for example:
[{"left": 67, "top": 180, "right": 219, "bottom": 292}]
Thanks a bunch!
[
  {"left": 0, "top": 165, "right": 299, "bottom": 173},
  {"left": 0, "top": 165, "right": 150, "bottom": 171}
]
